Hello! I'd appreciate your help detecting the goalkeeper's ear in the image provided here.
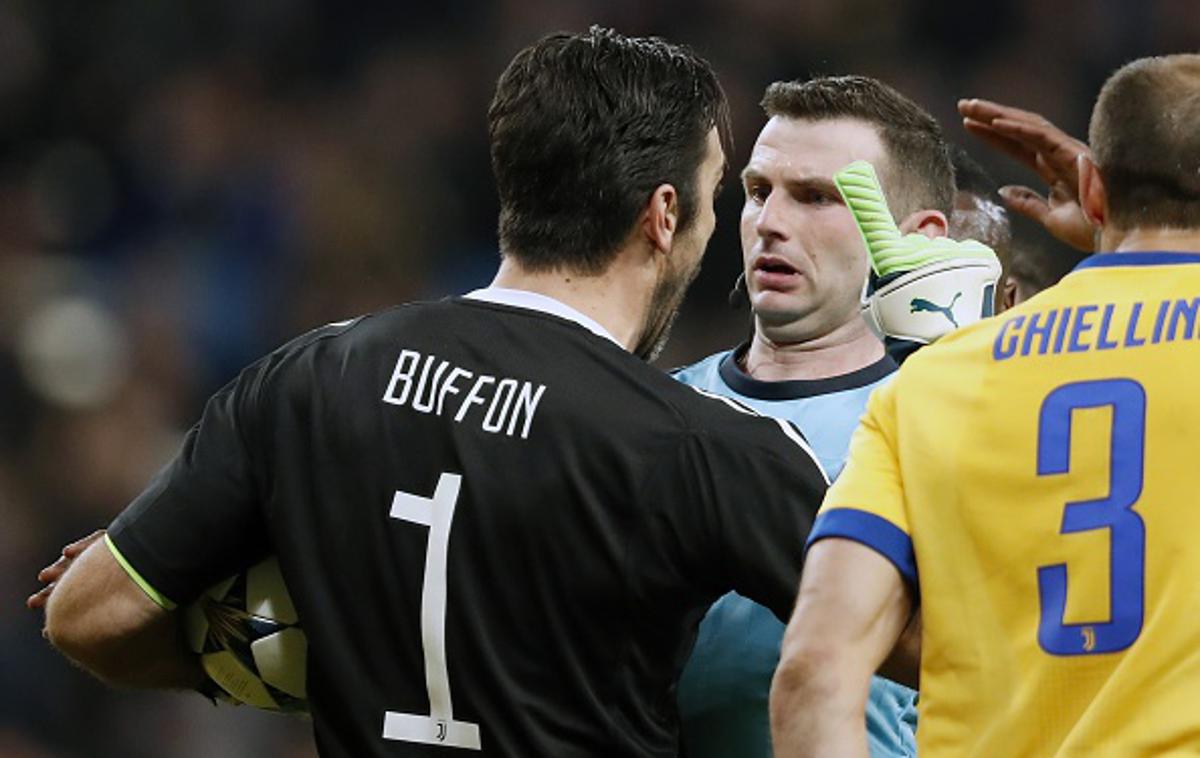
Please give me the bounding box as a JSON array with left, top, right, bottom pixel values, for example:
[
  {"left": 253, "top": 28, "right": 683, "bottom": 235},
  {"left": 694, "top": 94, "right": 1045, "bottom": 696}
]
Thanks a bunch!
[{"left": 896, "top": 208, "right": 949, "bottom": 240}]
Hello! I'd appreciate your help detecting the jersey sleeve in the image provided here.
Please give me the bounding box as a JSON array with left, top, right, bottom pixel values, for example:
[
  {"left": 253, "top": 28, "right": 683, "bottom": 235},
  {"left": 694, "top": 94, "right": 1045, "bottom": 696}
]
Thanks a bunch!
[
  {"left": 106, "top": 357, "right": 274, "bottom": 608},
  {"left": 807, "top": 377, "right": 917, "bottom": 590},
  {"left": 658, "top": 410, "right": 829, "bottom": 623}
]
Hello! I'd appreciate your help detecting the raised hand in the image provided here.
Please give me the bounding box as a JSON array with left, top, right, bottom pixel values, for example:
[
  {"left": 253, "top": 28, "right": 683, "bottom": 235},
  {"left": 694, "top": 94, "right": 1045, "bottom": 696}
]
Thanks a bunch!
[{"left": 958, "top": 98, "right": 1095, "bottom": 252}]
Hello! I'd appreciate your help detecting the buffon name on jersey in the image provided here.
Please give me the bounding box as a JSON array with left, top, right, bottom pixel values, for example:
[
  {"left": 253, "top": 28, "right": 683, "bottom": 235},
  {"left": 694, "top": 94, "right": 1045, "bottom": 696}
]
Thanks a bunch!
[
  {"left": 993, "top": 297, "right": 1200, "bottom": 360},
  {"left": 382, "top": 348, "right": 547, "bottom": 438}
]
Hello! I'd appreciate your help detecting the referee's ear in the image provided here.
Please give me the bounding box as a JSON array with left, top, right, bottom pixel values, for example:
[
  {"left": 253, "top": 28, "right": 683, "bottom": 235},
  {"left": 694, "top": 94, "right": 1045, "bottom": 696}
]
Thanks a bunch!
[
  {"left": 897, "top": 208, "right": 949, "bottom": 239},
  {"left": 643, "top": 182, "right": 680, "bottom": 256}
]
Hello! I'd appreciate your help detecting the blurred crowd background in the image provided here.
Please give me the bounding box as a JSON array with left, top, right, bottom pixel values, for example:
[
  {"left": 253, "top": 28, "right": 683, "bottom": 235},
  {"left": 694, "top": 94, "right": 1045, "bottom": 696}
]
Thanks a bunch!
[{"left": 1, "top": 1, "right": 1192, "bottom": 755}]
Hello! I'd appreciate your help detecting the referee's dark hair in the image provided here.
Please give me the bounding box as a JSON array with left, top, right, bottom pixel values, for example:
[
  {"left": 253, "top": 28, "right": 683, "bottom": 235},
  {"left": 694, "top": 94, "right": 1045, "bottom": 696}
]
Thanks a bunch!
[
  {"left": 761, "top": 75, "right": 953, "bottom": 219},
  {"left": 488, "top": 26, "right": 733, "bottom": 275}
]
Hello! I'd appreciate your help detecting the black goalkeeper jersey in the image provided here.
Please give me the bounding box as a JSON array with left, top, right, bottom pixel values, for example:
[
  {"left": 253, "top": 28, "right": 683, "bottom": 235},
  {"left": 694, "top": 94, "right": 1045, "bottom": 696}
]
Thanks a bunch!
[{"left": 108, "top": 293, "right": 828, "bottom": 757}]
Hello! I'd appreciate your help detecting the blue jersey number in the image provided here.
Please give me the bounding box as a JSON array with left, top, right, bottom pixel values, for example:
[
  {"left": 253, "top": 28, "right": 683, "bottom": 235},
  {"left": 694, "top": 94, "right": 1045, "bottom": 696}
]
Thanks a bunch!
[{"left": 1036, "top": 378, "right": 1146, "bottom": 656}]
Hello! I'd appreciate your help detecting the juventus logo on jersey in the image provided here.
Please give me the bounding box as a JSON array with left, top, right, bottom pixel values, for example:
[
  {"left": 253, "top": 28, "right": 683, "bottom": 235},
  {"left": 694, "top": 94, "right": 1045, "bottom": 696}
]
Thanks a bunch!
[{"left": 1082, "top": 627, "right": 1096, "bottom": 653}]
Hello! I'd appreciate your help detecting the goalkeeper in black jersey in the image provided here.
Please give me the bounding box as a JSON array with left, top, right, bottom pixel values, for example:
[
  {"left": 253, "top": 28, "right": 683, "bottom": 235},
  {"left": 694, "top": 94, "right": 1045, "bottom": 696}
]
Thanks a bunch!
[{"left": 34, "top": 27, "right": 835, "bottom": 758}]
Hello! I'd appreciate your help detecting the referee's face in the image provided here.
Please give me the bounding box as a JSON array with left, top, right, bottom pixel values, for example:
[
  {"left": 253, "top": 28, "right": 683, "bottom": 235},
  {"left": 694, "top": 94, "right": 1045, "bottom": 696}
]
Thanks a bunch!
[
  {"left": 740, "top": 116, "right": 884, "bottom": 344},
  {"left": 635, "top": 128, "right": 726, "bottom": 360}
]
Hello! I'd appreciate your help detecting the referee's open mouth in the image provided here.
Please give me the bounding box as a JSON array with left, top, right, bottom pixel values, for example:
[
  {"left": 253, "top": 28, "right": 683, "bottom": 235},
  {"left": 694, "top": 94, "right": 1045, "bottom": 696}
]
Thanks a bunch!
[{"left": 751, "top": 254, "right": 801, "bottom": 290}]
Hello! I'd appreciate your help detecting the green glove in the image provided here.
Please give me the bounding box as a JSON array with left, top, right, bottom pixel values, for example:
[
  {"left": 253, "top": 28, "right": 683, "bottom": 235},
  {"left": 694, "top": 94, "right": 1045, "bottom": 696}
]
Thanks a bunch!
[
  {"left": 833, "top": 160, "right": 997, "bottom": 277},
  {"left": 832, "top": 160, "right": 1003, "bottom": 345}
]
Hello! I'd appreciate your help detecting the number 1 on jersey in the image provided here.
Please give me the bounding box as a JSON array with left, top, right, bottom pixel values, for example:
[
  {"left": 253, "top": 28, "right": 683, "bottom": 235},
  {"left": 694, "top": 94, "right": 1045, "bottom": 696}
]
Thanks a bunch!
[
  {"left": 383, "top": 473, "right": 482, "bottom": 750},
  {"left": 1036, "top": 379, "right": 1146, "bottom": 656}
]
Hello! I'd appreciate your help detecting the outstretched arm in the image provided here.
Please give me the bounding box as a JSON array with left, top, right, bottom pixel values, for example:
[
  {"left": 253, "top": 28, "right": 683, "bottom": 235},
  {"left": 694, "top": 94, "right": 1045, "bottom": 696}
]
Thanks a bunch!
[
  {"left": 958, "top": 98, "right": 1095, "bottom": 252},
  {"left": 770, "top": 538, "right": 913, "bottom": 758}
]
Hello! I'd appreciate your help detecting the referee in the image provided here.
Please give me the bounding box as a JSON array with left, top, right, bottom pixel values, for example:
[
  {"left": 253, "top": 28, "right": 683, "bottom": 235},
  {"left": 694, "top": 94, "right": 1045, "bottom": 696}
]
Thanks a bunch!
[{"left": 38, "top": 28, "right": 829, "bottom": 757}]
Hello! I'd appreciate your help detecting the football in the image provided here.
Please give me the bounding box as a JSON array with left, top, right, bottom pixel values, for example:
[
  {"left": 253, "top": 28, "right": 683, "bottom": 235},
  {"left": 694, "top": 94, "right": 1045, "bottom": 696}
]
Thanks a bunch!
[{"left": 183, "top": 556, "right": 309, "bottom": 713}]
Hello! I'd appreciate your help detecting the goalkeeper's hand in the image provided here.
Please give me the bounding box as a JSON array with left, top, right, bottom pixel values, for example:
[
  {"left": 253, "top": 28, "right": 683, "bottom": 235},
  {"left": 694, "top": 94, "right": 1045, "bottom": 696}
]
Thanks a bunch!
[{"left": 833, "top": 160, "right": 1002, "bottom": 345}]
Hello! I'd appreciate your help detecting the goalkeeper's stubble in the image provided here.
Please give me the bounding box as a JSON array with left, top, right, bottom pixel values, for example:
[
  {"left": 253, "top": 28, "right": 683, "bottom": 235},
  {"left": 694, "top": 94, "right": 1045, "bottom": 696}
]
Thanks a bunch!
[{"left": 635, "top": 242, "right": 705, "bottom": 362}]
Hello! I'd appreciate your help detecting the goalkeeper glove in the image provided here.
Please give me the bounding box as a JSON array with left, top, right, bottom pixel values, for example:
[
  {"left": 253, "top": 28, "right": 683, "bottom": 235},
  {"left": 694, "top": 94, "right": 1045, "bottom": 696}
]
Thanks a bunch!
[{"left": 833, "top": 160, "right": 1001, "bottom": 346}]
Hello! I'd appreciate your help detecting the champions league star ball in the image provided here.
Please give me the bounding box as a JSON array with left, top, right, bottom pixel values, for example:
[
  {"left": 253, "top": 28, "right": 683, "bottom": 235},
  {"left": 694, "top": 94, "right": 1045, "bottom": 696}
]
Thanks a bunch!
[{"left": 184, "top": 556, "right": 309, "bottom": 713}]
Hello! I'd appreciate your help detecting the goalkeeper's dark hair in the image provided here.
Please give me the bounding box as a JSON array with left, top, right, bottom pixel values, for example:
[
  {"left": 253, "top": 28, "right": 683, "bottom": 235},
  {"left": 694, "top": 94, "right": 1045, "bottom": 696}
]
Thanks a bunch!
[
  {"left": 1089, "top": 54, "right": 1200, "bottom": 230},
  {"left": 760, "top": 75, "right": 953, "bottom": 219},
  {"left": 488, "top": 26, "right": 733, "bottom": 275}
]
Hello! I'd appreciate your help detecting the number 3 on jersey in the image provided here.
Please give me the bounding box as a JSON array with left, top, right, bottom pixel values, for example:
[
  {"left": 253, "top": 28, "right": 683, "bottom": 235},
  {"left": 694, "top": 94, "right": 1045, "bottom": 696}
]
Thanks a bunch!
[
  {"left": 383, "top": 473, "right": 482, "bottom": 750},
  {"left": 1036, "top": 379, "right": 1146, "bottom": 656}
]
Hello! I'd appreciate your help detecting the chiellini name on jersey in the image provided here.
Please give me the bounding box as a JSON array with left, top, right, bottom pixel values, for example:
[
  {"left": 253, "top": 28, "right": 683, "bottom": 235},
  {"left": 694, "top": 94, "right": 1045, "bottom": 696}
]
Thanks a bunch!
[
  {"left": 382, "top": 348, "right": 547, "bottom": 439},
  {"left": 994, "top": 296, "right": 1200, "bottom": 361}
]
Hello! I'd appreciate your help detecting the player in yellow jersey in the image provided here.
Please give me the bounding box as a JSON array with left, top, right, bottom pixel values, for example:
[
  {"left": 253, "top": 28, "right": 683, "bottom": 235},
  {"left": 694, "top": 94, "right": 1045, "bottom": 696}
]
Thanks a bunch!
[{"left": 770, "top": 54, "right": 1200, "bottom": 757}]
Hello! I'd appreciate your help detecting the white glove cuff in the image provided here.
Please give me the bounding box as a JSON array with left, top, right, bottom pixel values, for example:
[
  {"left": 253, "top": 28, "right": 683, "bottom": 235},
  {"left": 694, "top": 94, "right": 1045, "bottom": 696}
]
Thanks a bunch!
[{"left": 862, "top": 257, "right": 1002, "bottom": 344}]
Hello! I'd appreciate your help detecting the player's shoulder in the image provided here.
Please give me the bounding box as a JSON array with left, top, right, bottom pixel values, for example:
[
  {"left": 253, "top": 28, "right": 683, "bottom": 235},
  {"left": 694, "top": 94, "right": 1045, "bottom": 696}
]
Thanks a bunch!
[
  {"left": 626, "top": 350, "right": 781, "bottom": 434},
  {"left": 664, "top": 378, "right": 827, "bottom": 481},
  {"left": 238, "top": 300, "right": 450, "bottom": 391},
  {"left": 270, "top": 298, "right": 482, "bottom": 359},
  {"left": 660, "top": 349, "right": 829, "bottom": 478}
]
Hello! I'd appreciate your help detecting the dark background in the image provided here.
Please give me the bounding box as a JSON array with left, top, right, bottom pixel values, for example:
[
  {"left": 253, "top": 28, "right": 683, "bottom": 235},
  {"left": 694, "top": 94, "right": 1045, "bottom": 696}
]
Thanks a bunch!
[{"left": 1, "top": 1, "right": 1191, "bottom": 755}]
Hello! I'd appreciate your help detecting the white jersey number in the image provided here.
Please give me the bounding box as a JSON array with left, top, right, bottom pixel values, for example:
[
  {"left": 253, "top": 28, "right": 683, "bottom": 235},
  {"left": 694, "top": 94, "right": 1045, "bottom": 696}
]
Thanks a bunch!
[{"left": 382, "top": 473, "right": 482, "bottom": 750}]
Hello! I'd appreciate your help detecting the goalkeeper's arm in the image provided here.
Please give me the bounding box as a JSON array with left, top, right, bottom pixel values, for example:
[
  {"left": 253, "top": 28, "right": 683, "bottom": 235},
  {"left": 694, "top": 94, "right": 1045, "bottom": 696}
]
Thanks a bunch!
[{"left": 41, "top": 536, "right": 204, "bottom": 690}]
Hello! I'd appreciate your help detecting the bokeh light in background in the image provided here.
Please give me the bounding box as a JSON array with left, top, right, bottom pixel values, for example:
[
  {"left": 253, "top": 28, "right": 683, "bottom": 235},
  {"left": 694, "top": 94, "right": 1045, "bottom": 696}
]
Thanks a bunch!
[{"left": 1, "top": 1, "right": 1192, "bottom": 755}]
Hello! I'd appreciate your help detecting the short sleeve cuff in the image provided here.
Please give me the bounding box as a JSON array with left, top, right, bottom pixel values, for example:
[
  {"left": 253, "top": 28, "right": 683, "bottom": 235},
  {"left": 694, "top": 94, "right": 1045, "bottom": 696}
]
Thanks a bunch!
[
  {"left": 105, "top": 532, "right": 178, "bottom": 610},
  {"left": 807, "top": 508, "right": 918, "bottom": 589}
]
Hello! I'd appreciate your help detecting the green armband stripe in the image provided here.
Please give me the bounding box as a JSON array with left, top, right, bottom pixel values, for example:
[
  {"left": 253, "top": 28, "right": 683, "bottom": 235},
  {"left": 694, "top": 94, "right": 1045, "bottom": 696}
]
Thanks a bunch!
[{"left": 105, "top": 534, "right": 177, "bottom": 610}]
